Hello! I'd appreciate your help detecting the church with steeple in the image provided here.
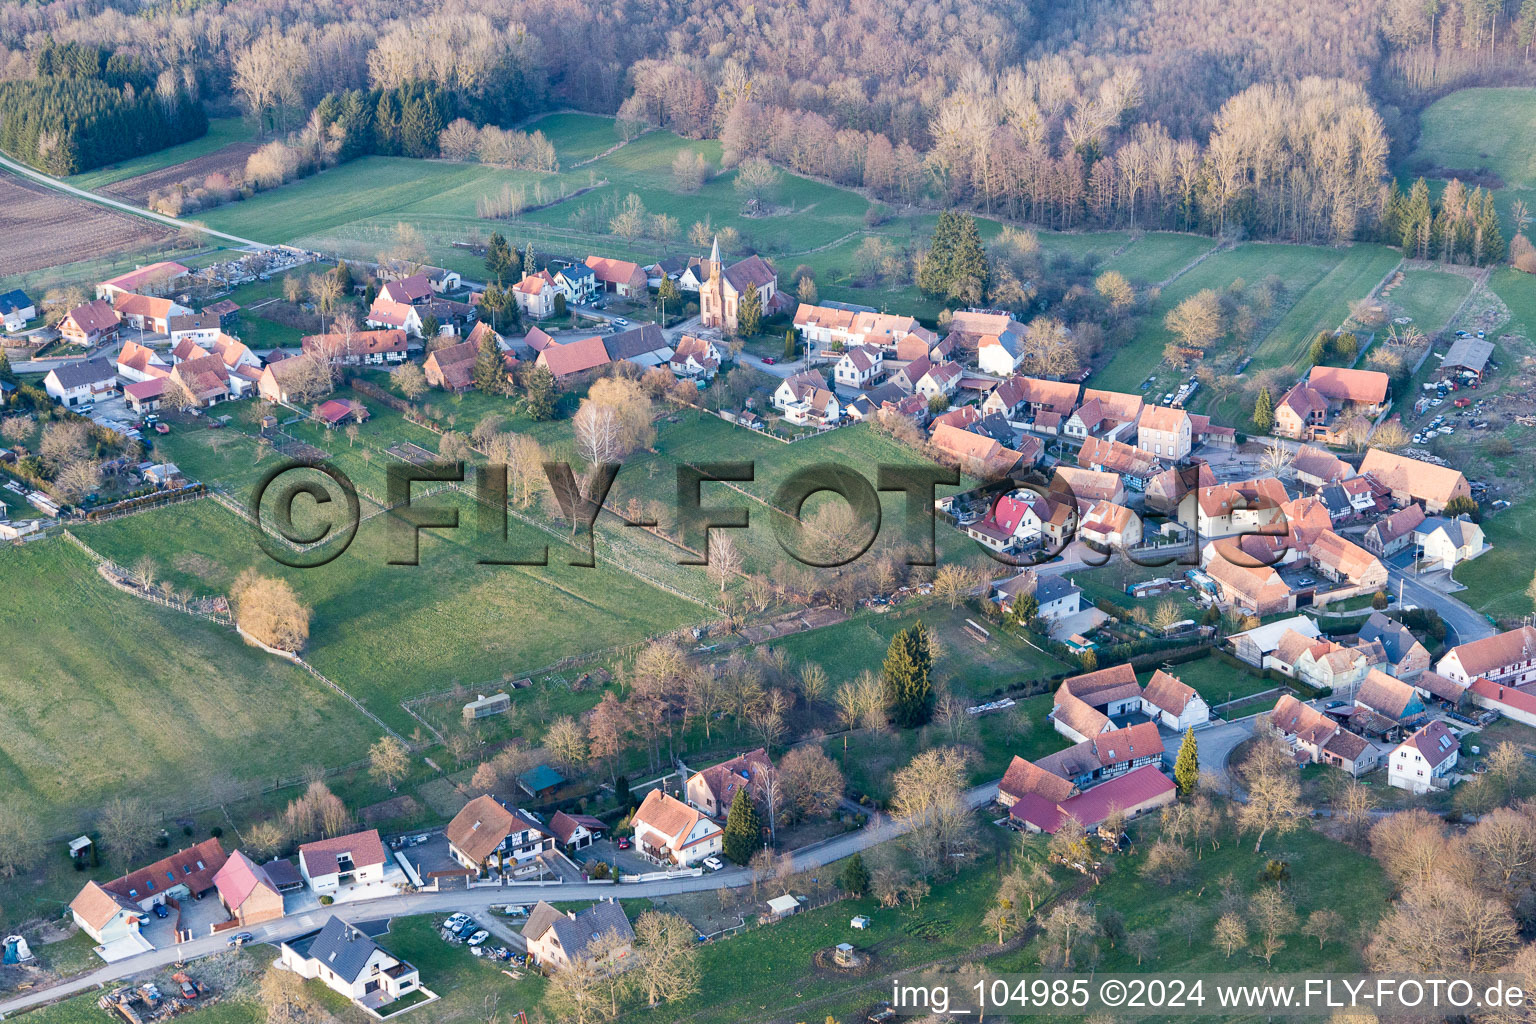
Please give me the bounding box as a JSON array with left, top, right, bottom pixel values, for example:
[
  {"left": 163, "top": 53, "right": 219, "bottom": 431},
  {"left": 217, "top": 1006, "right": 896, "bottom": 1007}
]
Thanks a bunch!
[{"left": 698, "top": 236, "right": 781, "bottom": 335}]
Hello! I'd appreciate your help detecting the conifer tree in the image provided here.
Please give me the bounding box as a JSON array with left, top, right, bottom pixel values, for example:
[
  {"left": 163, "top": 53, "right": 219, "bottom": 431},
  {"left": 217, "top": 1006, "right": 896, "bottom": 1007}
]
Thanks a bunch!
[
  {"left": 1175, "top": 728, "right": 1200, "bottom": 797},
  {"left": 472, "top": 328, "right": 504, "bottom": 395},
  {"left": 736, "top": 283, "right": 762, "bottom": 337},
  {"left": 485, "top": 232, "right": 514, "bottom": 283},
  {"left": 722, "top": 787, "right": 760, "bottom": 864},
  {"left": 1252, "top": 386, "right": 1274, "bottom": 432},
  {"left": 524, "top": 364, "right": 556, "bottom": 420},
  {"left": 838, "top": 853, "right": 870, "bottom": 895}
]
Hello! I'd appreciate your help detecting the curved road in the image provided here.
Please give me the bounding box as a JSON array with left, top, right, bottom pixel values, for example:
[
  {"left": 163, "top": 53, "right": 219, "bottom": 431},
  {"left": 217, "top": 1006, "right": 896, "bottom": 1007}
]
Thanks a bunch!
[
  {"left": 0, "top": 152, "right": 273, "bottom": 250},
  {"left": 0, "top": 783, "right": 998, "bottom": 1019}
]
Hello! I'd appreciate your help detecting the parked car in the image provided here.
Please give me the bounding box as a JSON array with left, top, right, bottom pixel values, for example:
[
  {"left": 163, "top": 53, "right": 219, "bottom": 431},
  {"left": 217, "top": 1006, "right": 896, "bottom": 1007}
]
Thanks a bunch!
[
  {"left": 703, "top": 856, "right": 723, "bottom": 871},
  {"left": 762, "top": 357, "right": 775, "bottom": 365},
  {"left": 616, "top": 836, "right": 631, "bottom": 850},
  {"left": 153, "top": 903, "right": 169, "bottom": 919},
  {"left": 613, "top": 317, "right": 629, "bottom": 327},
  {"left": 226, "top": 932, "right": 253, "bottom": 947},
  {"left": 467, "top": 930, "right": 490, "bottom": 947}
]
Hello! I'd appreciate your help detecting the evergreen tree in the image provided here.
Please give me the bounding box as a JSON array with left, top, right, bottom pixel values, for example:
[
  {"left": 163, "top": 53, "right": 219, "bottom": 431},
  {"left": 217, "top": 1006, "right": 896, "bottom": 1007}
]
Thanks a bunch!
[
  {"left": 736, "top": 283, "right": 762, "bottom": 337},
  {"left": 1478, "top": 191, "right": 1507, "bottom": 265},
  {"left": 1007, "top": 594, "right": 1039, "bottom": 629},
  {"left": 615, "top": 775, "right": 631, "bottom": 809},
  {"left": 0, "top": 349, "right": 14, "bottom": 385},
  {"left": 523, "top": 243, "right": 536, "bottom": 276},
  {"left": 1174, "top": 728, "right": 1199, "bottom": 797},
  {"left": 884, "top": 622, "right": 935, "bottom": 729},
  {"left": 472, "top": 329, "right": 505, "bottom": 395},
  {"left": 524, "top": 364, "right": 557, "bottom": 421},
  {"left": 420, "top": 314, "right": 441, "bottom": 340},
  {"left": 1252, "top": 386, "right": 1274, "bottom": 432},
  {"left": 1401, "top": 178, "right": 1433, "bottom": 259},
  {"left": 917, "top": 211, "right": 989, "bottom": 300},
  {"left": 722, "top": 787, "right": 761, "bottom": 864},
  {"left": 554, "top": 293, "right": 567, "bottom": 318},
  {"left": 783, "top": 329, "right": 796, "bottom": 360},
  {"left": 485, "top": 232, "right": 514, "bottom": 283},
  {"left": 838, "top": 853, "right": 870, "bottom": 895}
]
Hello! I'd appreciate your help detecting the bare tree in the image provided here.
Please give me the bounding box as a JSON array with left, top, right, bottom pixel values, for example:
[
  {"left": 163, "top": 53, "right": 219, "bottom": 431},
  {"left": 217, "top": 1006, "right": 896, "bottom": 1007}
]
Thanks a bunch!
[
  {"left": 1303, "top": 908, "right": 1342, "bottom": 950},
  {"left": 707, "top": 532, "right": 742, "bottom": 594},
  {"left": 545, "top": 952, "right": 610, "bottom": 1024},
  {"left": 368, "top": 736, "right": 411, "bottom": 792},
  {"left": 99, "top": 796, "right": 156, "bottom": 868},
  {"left": 632, "top": 910, "right": 701, "bottom": 1007},
  {"left": 1214, "top": 912, "right": 1247, "bottom": 957},
  {"left": 0, "top": 803, "right": 42, "bottom": 879},
  {"left": 1235, "top": 737, "right": 1306, "bottom": 852},
  {"left": 1249, "top": 887, "right": 1295, "bottom": 966},
  {"left": 231, "top": 569, "right": 311, "bottom": 652}
]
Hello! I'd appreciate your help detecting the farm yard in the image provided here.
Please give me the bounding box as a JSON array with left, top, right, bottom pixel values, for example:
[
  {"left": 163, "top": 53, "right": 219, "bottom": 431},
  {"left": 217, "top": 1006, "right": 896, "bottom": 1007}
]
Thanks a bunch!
[{"left": 0, "top": 175, "right": 170, "bottom": 277}]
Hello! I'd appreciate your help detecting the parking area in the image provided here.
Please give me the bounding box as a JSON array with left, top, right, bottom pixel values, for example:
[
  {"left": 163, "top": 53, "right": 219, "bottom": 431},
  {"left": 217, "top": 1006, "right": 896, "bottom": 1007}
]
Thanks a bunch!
[
  {"left": 136, "top": 894, "right": 230, "bottom": 947},
  {"left": 577, "top": 838, "right": 654, "bottom": 876}
]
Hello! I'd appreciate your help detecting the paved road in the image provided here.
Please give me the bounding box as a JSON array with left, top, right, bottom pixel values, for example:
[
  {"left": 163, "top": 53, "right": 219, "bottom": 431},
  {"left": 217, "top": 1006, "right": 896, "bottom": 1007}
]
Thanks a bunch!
[
  {"left": 0, "top": 153, "right": 273, "bottom": 250},
  {"left": 0, "top": 782, "right": 999, "bottom": 1019},
  {"left": 1385, "top": 565, "right": 1493, "bottom": 646}
]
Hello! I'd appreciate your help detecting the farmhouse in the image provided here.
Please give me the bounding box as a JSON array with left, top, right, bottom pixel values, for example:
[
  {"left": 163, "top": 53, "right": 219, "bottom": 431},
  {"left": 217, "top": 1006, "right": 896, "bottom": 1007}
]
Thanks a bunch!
[
  {"left": 1076, "top": 437, "right": 1160, "bottom": 491},
  {"left": 1063, "top": 389, "right": 1143, "bottom": 443},
  {"left": 1467, "top": 677, "right": 1536, "bottom": 727},
  {"left": 1195, "top": 477, "right": 1289, "bottom": 538},
  {"left": 585, "top": 255, "right": 649, "bottom": 298},
  {"left": 537, "top": 335, "right": 611, "bottom": 380},
  {"left": 1274, "top": 366, "right": 1390, "bottom": 441},
  {"left": 982, "top": 376, "right": 1080, "bottom": 424},
  {"left": 301, "top": 329, "right": 409, "bottom": 366},
  {"left": 1291, "top": 444, "right": 1354, "bottom": 489},
  {"left": 1437, "top": 626, "right": 1536, "bottom": 687},
  {"left": 834, "top": 346, "right": 881, "bottom": 388},
  {"left": 97, "top": 261, "right": 188, "bottom": 300},
  {"left": 929, "top": 422, "right": 1022, "bottom": 478},
  {"left": 366, "top": 297, "right": 424, "bottom": 336},
  {"left": 279, "top": 916, "right": 424, "bottom": 1013},
  {"left": 1359, "top": 449, "right": 1470, "bottom": 513},
  {"left": 915, "top": 361, "right": 963, "bottom": 401},
  {"left": 525, "top": 901, "right": 634, "bottom": 969},
  {"left": 212, "top": 850, "right": 285, "bottom": 927},
  {"left": 1009, "top": 765, "right": 1175, "bottom": 834},
  {"left": 1357, "top": 612, "right": 1431, "bottom": 680},
  {"left": 297, "top": 829, "right": 387, "bottom": 894},
  {"left": 257, "top": 355, "right": 324, "bottom": 404},
  {"left": 379, "top": 274, "right": 435, "bottom": 306},
  {"left": 1052, "top": 466, "right": 1126, "bottom": 508},
  {"left": 1033, "top": 723, "right": 1166, "bottom": 788},
  {"left": 44, "top": 358, "right": 117, "bottom": 408},
  {"left": 1144, "top": 461, "right": 1214, "bottom": 519},
  {"left": 1051, "top": 665, "right": 1142, "bottom": 740},
  {"left": 423, "top": 337, "right": 480, "bottom": 391},
  {"left": 1356, "top": 669, "right": 1427, "bottom": 726},
  {"left": 1413, "top": 516, "right": 1486, "bottom": 570},
  {"left": 1137, "top": 405, "right": 1191, "bottom": 461},
  {"left": 1140, "top": 670, "right": 1210, "bottom": 730},
  {"left": 1308, "top": 530, "right": 1388, "bottom": 588},
  {"left": 1387, "top": 720, "right": 1460, "bottom": 794},
  {"left": 603, "top": 323, "right": 673, "bottom": 368},
  {"left": 687, "top": 748, "right": 775, "bottom": 819},
  {"left": 632, "top": 790, "right": 723, "bottom": 867},
  {"left": 112, "top": 293, "right": 191, "bottom": 334},
  {"left": 1278, "top": 633, "right": 1376, "bottom": 693},
  {"left": 997, "top": 754, "right": 1078, "bottom": 808},
  {"left": 59, "top": 299, "right": 120, "bottom": 347},
  {"left": 1364, "top": 504, "right": 1427, "bottom": 558},
  {"left": 1269, "top": 695, "right": 1377, "bottom": 776},
  {"left": 445, "top": 795, "right": 555, "bottom": 877},
  {"left": 70, "top": 838, "right": 227, "bottom": 946}
]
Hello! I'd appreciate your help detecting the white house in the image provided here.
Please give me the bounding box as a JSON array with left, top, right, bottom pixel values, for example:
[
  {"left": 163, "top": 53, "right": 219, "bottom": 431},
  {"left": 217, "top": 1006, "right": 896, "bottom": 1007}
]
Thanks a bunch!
[
  {"left": 1035, "top": 575, "right": 1083, "bottom": 621},
  {"left": 631, "top": 790, "right": 722, "bottom": 867},
  {"left": 297, "top": 830, "right": 387, "bottom": 894},
  {"left": 915, "top": 362, "right": 962, "bottom": 402},
  {"left": 1413, "top": 516, "right": 1486, "bottom": 571},
  {"left": 524, "top": 900, "right": 634, "bottom": 969},
  {"left": 0, "top": 289, "right": 36, "bottom": 332},
  {"left": 833, "top": 346, "right": 881, "bottom": 388},
  {"left": 1140, "top": 670, "right": 1210, "bottom": 731},
  {"left": 445, "top": 795, "right": 554, "bottom": 877},
  {"left": 669, "top": 335, "right": 721, "bottom": 380},
  {"left": 555, "top": 264, "right": 598, "bottom": 305},
  {"left": 513, "top": 272, "right": 559, "bottom": 319},
  {"left": 44, "top": 359, "right": 118, "bottom": 408},
  {"left": 1437, "top": 626, "right": 1536, "bottom": 687},
  {"left": 279, "top": 917, "right": 426, "bottom": 1013},
  {"left": 774, "top": 369, "right": 840, "bottom": 426},
  {"left": 976, "top": 331, "right": 1024, "bottom": 376},
  {"left": 1387, "top": 721, "right": 1460, "bottom": 794}
]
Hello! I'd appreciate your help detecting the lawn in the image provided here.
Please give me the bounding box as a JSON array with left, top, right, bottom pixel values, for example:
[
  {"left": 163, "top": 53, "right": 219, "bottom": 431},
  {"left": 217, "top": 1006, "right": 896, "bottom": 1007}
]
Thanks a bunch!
[
  {"left": 76, "top": 495, "right": 708, "bottom": 733},
  {"left": 527, "top": 112, "right": 624, "bottom": 165},
  {"left": 67, "top": 117, "right": 258, "bottom": 191},
  {"left": 1159, "top": 654, "right": 1280, "bottom": 708},
  {"left": 1101, "top": 232, "right": 1215, "bottom": 285},
  {"left": 1387, "top": 268, "right": 1475, "bottom": 337},
  {"left": 0, "top": 539, "right": 379, "bottom": 841},
  {"left": 1453, "top": 493, "right": 1536, "bottom": 621}
]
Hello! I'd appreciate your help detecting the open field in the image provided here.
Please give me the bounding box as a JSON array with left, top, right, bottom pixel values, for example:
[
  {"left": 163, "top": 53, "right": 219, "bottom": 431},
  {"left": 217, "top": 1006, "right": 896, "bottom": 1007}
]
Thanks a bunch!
[
  {"left": 1101, "top": 231, "right": 1215, "bottom": 285},
  {"left": 0, "top": 539, "right": 378, "bottom": 836},
  {"left": 529, "top": 111, "right": 627, "bottom": 164},
  {"left": 1454, "top": 494, "right": 1536, "bottom": 621},
  {"left": 1408, "top": 88, "right": 1536, "bottom": 189},
  {"left": 1387, "top": 267, "right": 1476, "bottom": 336},
  {"left": 66, "top": 117, "right": 258, "bottom": 192},
  {"left": 0, "top": 174, "right": 171, "bottom": 277},
  {"left": 101, "top": 140, "right": 262, "bottom": 206}
]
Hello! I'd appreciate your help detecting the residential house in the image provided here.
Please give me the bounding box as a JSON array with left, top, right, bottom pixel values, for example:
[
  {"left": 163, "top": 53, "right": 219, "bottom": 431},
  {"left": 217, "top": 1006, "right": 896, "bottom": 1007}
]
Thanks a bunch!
[
  {"left": 1137, "top": 405, "right": 1192, "bottom": 461},
  {"left": 297, "top": 830, "right": 387, "bottom": 894},
  {"left": 1205, "top": 551, "right": 1296, "bottom": 616},
  {"left": 1341, "top": 475, "right": 1393, "bottom": 518},
  {"left": 167, "top": 314, "right": 223, "bottom": 348},
  {"left": 257, "top": 356, "right": 322, "bottom": 405},
  {"left": 1357, "top": 612, "right": 1432, "bottom": 680},
  {"left": 70, "top": 838, "right": 228, "bottom": 943},
  {"left": 915, "top": 362, "right": 963, "bottom": 403},
  {"left": 792, "top": 304, "right": 936, "bottom": 355},
  {"left": 1076, "top": 437, "right": 1160, "bottom": 491},
  {"left": 537, "top": 336, "right": 611, "bottom": 380},
  {"left": 645, "top": 255, "right": 693, "bottom": 288},
  {"left": 0, "top": 288, "right": 36, "bottom": 331},
  {"left": 975, "top": 329, "right": 1025, "bottom": 376},
  {"left": 116, "top": 340, "right": 169, "bottom": 383},
  {"left": 686, "top": 749, "right": 775, "bottom": 819},
  {"left": 1062, "top": 389, "right": 1143, "bottom": 443},
  {"left": 170, "top": 354, "right": 242, "bottom": 407},
  {"left": 379, "top": 274, "right": 435, "bottom": 306},
  {"left": 1284, "top": 634, "right": 1375, "bottom": 694},
  {"left": 424, "top": 338, "right": 480, "bottom": 392},
  {"left": 1051, "top": 665, "right": 1143, "bottom": 742},
  {"left": 366, "top": 298, "right": 425, "bottom": 336},
  {"left": 59, "top": 300, "right": 120, "bottom": 347},
  {"left": 1052, "top": 466, "right": 1126, "bottom": 508},
  {"left": 1140, "top": 670, "right": 1210, "bottom": 731},
  {"left": 966, "top": 492, "right": 1045, "bottom": 553},
  {"left": 112, "top": 293, "right": 190, "bottom": 334},
  {"left": 887, "top": 355, "right": 934, "bottom": 395},
  {"left": 44, "top": 359, "right": 117, "bottom": 408},
  {"left": 201, "top": 299, "right": 240, "bottom": 326},
  {"left": 548, "top": 812, "right": 607, "bottom": 853},
  {"left": 422, "top": 267, "right": 462, "bottom": 293},
  {"left": 1144, "top": 462, "right": 1215, "bottom": 520},
  {"left": 1388, "top": 721, "right": 1460, "bottom": 794},
  {"left": 1194, "top": 478, "right": 1290, "bottom": 538},
  {"left": 991, "top": 570, "right": 1080, "bottom": 621},
  {"left": 1437, "top": 626, "right": 1536, "bottom": 687},
  {"left": 1229, "top": 615, "right": 1323, "bottom": 667},
  {"left": 1274, "top": 366, "right": 1390, "bottom": 441},
  {"left": 213, "top": 851, "right": 285, "bottom": 927},
  {"left": 1009, "top": 765, "right": 1176, "bottom": 834},
  {"left": 1268, "top": 695, "right": 1377, "bottom": 776},
  {"left": 943, "top": 310, "right": 1026, "bottom": 358},
  {"left": 524, "top": 900, "right": 634, "bottom": 969},
  {"left": 97, "top": 262, "right": 188, "bottom": 301},
  {"left": 554, "top": 264, "right": 598, "bottom": 305},
  {"left": 1468, "top": 677, "right": 1536, "bottom": 727},
  {"left": 669, "top": 335, "right": 721, "bottom": 380},
  {"left": 773, "top": 369, "right": 840, "bottom": 426},
  {"left": 585, "top": 255, "right": 649, "bottom": 298},
  {"left": 1364, "top": 504, "right": 1427, "bottom": 558},
  {"left": 1413, "top": 516, "right": 1486, "bottom": 570},
  {"left": 929, "top": 422, "right": 1022, "bottom": 477},
  {"left": 833, "top": 346, "right": 881, "bottom": 388},
  {"left": 1035, "top": 722, "right": 1165, "bottom": 787},
  {"left": 997, "top": 754, "right": 1078, "bottom": 808},
  {"left": 1291, "top": 444, "right": 1354, "bottom": 490},
  {"left": 1356, "top": 668, "right": 1428, "bottom": 727},
  {"left": 123, "top": 378, "right": 167, "bottom": 413},
  {"left": 445, "top": 795, "right": 554, "bottom": 877},
  {"left": 631, "top": 790, "right": 723, "bottom": 867},
  {"left": 603, "top": 324, "right": 673, "bottom": 368},
  {"left": 302, "top": 329, "right": 409, "bottom": 366},
  {"left": 981, "top": 376, "right": 1080, "bottom": 425},
  {"left": 1279, "top": 495, "right": 1335, "bottom": 553},
  {"left": 513, "top": 271, "right": 558, "bottom": 319},
  {"left": 1079, "top": 500, "right": 1142, "bottom": 551},
  {"left": 1359, "top": 449, "right": 1471, "bottom": 513},
  {"left": 1308, "top": 530, "right": 1389, "bottom": 589},
  {"left": 278, "top": 917, "right": 422, "bottom": 1011}
]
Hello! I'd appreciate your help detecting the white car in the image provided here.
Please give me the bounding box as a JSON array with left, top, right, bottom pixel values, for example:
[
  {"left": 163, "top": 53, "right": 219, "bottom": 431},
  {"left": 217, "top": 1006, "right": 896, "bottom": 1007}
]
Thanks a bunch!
[
  {"left": 703, "top": 856, "right": 724, "bottom": 871},
  {"left": 444, "top": 913, "right": 470, "bottom": 932},
  {"left": 467, "top": 930, "right": 490, "bottom": 947},
  {"left": 613, "top": 317, "right": 629, "bottom": 327}
]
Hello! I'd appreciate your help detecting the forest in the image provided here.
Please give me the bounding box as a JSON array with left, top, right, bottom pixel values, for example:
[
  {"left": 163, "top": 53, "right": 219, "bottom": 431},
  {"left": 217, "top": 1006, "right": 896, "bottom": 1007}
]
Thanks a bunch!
[{"left": 1, "top": 0, "right": 1535, "bottom": 235}]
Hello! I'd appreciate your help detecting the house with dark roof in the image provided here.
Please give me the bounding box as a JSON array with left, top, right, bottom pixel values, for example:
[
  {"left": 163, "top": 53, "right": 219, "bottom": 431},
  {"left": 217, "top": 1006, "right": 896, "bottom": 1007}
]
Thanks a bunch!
[
  {"left": 297, "top": 830, "right": 387, "bottom": 894},
  {"left": 44, "top": 358, "right": 119, "bottom": 407},
  {"left": 555, "top": 263, "right": 598, "bottom": 304},
  {"left": 603, "top": 323, "right": 672, "bottom": 368},
  {"left": 524, "top": 899, "right": 634, "bottom": 968},
  {"left": 1413, "top": 516, "right": 1486, "bottom": 571},
  {"left": 1357, "top": 611, "right": 1431, "bottom": 680},
  {"left": 69, "top": 839, "right": 228, "bottom": 948},
  {"left": 686, "top": 749, "right": 775, "bottom": 819},
  {"left": 1364, "top": 504, "right": 1427, "bottom": 558},
  {"left": 279, "top": 916, "right": 426, "bottom": 1012},
  {"left": 445, "top": 795, "right": 554, "bottom": 877},
  {"left": 0, "top": 288, "right": 35, "bottom": 331}
]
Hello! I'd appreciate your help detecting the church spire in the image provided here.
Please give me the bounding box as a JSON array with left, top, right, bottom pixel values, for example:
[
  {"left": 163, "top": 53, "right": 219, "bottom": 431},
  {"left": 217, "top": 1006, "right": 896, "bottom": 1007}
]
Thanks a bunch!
[{"left": 709, "top": 234, "right": 721, "bottom": 270}]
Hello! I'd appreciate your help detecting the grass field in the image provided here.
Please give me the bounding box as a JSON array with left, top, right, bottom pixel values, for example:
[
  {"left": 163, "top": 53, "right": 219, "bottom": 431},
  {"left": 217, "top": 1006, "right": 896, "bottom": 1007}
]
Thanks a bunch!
[
  {"left": 1102, "top": 232, "right": 1215, "bottom": 285},
  {"left": 1388, "top": 268, "right": 1476, "bottom": 335},
  {"left": 66, "top": 117, "right": 258, "bottom": 192},
  {"left": 0, "top": 540, "right": 378, "bottom": 835},
  {"left": 528, "top": 111, "right": 625, "bottom": 164},
  {"left": 1408, "top": 88, "right": 1536, "bottom": 189},
  {"left": 1454, "top": 494, "right": 1536, "bottom": 621}
]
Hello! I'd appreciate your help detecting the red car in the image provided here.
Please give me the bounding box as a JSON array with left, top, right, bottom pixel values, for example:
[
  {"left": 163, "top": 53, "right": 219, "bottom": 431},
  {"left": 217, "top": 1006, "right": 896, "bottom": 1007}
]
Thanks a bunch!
[
  {"left": 762, "top": 357, "right": 775, "bottom": 365},
  {"left": 616, "top": 836, "right": 631, "bottom": 850}
]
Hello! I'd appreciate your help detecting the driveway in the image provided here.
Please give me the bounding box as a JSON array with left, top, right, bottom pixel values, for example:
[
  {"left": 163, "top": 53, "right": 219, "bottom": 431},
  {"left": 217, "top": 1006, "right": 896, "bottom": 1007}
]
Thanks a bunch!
[
  {"left": 1385, "top": 565, "right": 1493, "bottom": 646},
  {"left": 1190, "top": 718, "right": 1255, "bottom": 795}
]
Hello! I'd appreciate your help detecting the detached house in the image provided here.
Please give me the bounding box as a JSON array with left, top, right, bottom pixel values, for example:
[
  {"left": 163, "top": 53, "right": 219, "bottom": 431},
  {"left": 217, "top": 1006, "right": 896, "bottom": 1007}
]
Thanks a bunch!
[
  {"left": 1357, "top": 611, "right": 1431, "bottom": 680},
  {"left": 524, "top": 900, "right": 634, "bottom": 969},
  {"left": 213, "top": 851, "right": 285, "bottom": 927},
  {"left": 669, "top": 335, "right": 721, "bottom": 380},
  {"left": 1063, "top": 389, "right": 1143, "bottom": 444},
  {"left": 1195, "top": 478, "right": 1289, "bottom": 538},
  {"left": 686, "top": 749, "right": 775, "bottom": 819},
  {"left": 445, "top": 795, "right": 555, "bottom": 877},
  {"left": 1388, "top": 721, "right": 1460, "bottom": 794},
  {"left": 1205, "top": 551, "right": 1295, "bottom": 616},
  {"left": 1137, "top": 405, "right": 1192, "bottom": 461},
  {"left": 0, "top": 288, "right": 36, "bottom": 331},
  {"left": 366, "top": 298, "right": 424, "bottom": 337},
  {"left": 1364, "top": 504, "right": 1427, "bottom": 558},
  {"left": 631, "top": 790, "right": 723, "bottom": 867},
  {"left": 44, "top": 359, "right": 118, "bottom": 408},
  {"left": 1413, "top": 516, "right": 1486, "bottom": 570},
  {"left": 59, "top": 299, "right": 120, "bottom": 347},
  {"left": 116, "top": 340, "right": 169, "bottom": 383},
  {"left": 1078, "top": 500, "right": 1142, "bottom": 550},
  {"left": 833, "top": 346, "right": 881, "bottom": 388},
  {"left": 279, "top": 917, "right": 423, "bottom": 1013},
  {"left": 982, "top": 376, "right": 1080, "bottom": 426},
  {"left": 554, "top": 263, "right": 598, "bottom": 305},
  {"left": 1140, "top": 670, "right": 1210, "bottom": 731},
  {"left": 1291, "top": 444, "right": 1354, "bottom": 490},
  {"left": 297, "top": 830, "right": 387, "bottom": 894},
  {"left": 1308, "top": 530, "right": 1389, "bottom": 589},
  {"left": 547, "top": 812, "right": 607, "bottom": 853},
  {"left": 1034, "top": 722, "right": 1165, "bottom": 788},
  {"left": 1269, "top": 695, "right": 1377, "bottom": 776},
  {"left": 773, "top": 369, "right": 840, "bottom": 426},
  {"left": 424, "top": 337, "right": 481, "bottom": 392},
  {"left": 513, "top": 271, "right": 559, "bottom": 319},
  {"left": 1274, "top": 366, "right": 1390, "bottom": 441},
  {"left": 1437, "top": 626, "right": 1536, "bottom": 687}
]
